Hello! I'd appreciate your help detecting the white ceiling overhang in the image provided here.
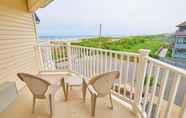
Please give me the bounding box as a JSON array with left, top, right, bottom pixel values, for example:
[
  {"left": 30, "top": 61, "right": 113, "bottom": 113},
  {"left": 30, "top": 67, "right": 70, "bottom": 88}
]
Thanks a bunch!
[{"left": 27, "top": 0, "right": 54, "bottom": 12}]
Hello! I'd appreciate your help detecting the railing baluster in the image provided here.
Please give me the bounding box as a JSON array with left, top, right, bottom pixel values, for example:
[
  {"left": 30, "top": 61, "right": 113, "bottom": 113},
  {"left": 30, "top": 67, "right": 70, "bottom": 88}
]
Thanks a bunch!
[
  {"left": 119, "top": 54, "right": 124, "bottom": 95},
  {"left": 100, "top": 51, "right": 103, "bottom": 73},
  {"left": 79, "top": 48, "right": 81, "bottom": 73},
  {"left": 71, "top": 47, "right": 73, "bottom": 71},
  {"left": 92, "top": 49, "right": 94, "bottom": 76},
  {"left": 93, "top": 49, "right": 96, "bottom": 76},
  {"left": 77, "top": 48, "right": 81, "bottom": 73},
  {"left": 79, "top": 47, "right": 81, "bottom": 75},
  {"left": 69, "top": 46, "right": 72, "bottom": 71},
  {"left": 164, "top": 74, "right": 181, "bottom": 118},
  {"left": 76, "top": 47, "right": 79, "bottom": 73},
  {"left": 91, "top": 49, "right": 94, "bottom": 77},
  {"left": 124, "top": 55, "right": 129, "bottom": 96},
  {"left": 46, "top": 46, "right": 51, "bottom": 71},
  {"left": 84, "top": 48, "right": 87, "bottom": 77},
  {"left": 84, "top": 48, "right": 86, "bottom": 77},
  {"left": 97, "top": 50, "right": 101, "bottom": 74},
  {"left": 45, "top": 46, "right": 49, "bottom": 71},
  {"left": 130, "top": 56, "right": 137, "bottom": 99},
  {"left": 60, "top": 46, "right": 63, "bottom": 62},
  {"left": 63, "top": 45, "right": 66, "bottom": 70},
  {"left": 147, "top": 66, "right": 160, "bottom": 118},
  {"left": 72, "top": 47, "right": 76, "bottom": 71},
  {"left": 74, "top": 47, "right": 76, "bottom": 72},
  {"left": 96, "top": 50, "right": 99, "bottom": 75},
  {"left": 110, "top": 52, "right": 112, "bottom": 72},
  {"left": 62, "top": 46, "right": 65, "bottom": 69},
  {"left": 88, "top": 48, "right": 91, "bottom": 77},
  {"left": 104, "top": 51, "right": 108, "bottom": 72},
  {"left": 57, "top": 46, "right": 60, "bottom": 70},
  {"left": 85, "top": 48, "right": 88, "bottom": 77},
  {"left": 58, "top": 45, "right": 62, "bottom": 70},
  {"left": 54, "top": 46, "right": 58, "bottom": 71},
  {"left": 42, "top": 47, "right": 46, "bottom": 71},
  {"left": 81, "top": 48, "right": 84, "bottom": 76},
  {"left": 154, "top": 69, "right": 170, "bottom": 118},
  {"left": 75, "top": 47, "right": 78, "bottom": 73},
  {"left": 114, "top": 53, "right": 118, "bottom": 71},
  {"left": 47, "top": 46, "right": 53, "bottom": 71},
  {"left": 80, "top": 47, "right": 83, "bottom": 75},
  {"left": 88, "top": 48, "right": 91, "bottom": 76},
  {"left": 143, "top": 62, "right": 154, "bottom": 111},
  {"left": 94, "top": 49, "right": 96, "bottom": 75},
  {"left": 89, "top": 49, "right": 91, "bottom": 76},
  {"left": 66, "top": 43, "right": 72, "bottom": 71}
]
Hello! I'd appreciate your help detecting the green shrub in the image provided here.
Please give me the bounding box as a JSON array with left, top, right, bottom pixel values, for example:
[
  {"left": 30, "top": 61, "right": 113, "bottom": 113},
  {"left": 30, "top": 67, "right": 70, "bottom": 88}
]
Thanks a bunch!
[
  {"left": 144, "top": 76, "right": 154, "bottom": 87},
  {"left": 72, "top": 35, "right": 168, "bottom": 58},
  {"left": 166, "top": 48, "right": 172, "bottom": 58}
]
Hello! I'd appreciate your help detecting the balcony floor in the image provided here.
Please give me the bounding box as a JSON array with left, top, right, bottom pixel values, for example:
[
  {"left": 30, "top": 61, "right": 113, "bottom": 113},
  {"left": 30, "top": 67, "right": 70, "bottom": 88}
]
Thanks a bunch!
[{"left": 0, "top": 86, "right": 137, "bottom": 118}]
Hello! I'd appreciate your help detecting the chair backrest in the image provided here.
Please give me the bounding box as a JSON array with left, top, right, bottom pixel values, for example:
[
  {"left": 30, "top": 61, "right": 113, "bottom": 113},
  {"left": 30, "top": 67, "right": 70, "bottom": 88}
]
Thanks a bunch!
[
  {"left": 89, "top": 71, "right": 120, "bottom": 97},
  {"left": 17, "top": 73, "right": 50, "bottom": 98}
]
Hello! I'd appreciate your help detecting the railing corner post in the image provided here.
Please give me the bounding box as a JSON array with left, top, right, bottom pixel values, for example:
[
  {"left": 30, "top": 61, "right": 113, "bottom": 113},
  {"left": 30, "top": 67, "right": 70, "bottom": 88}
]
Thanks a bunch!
[
  {"left": 134, "top": 49, "right": 150, "bottom": 111},
  {"left": 36, "top": 44, "right": 44, "bottom": 72},
  {"left": 66, "top": 42, "right": 72, "bottom": 71}
]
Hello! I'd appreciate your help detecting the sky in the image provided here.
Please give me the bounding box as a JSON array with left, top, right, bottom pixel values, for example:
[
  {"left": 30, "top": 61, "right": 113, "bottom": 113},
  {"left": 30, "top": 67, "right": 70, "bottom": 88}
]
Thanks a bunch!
[{"left": 37, "top": 0, "right": 186, "bottom": 36}]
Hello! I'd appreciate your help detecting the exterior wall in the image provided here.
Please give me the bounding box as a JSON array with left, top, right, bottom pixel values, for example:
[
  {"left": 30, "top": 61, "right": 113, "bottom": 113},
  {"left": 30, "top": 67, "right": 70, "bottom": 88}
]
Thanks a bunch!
[
  {"left": 173, "top": 36, "right": 186, "bottom": 59},
  {"left": 0, "top": 0, "right": 39, "bottom": 90}
]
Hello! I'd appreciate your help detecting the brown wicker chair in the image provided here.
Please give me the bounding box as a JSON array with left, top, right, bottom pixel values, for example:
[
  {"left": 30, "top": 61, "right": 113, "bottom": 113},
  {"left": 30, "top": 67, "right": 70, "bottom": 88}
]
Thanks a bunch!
[
  {"left": 17, "top": 73, "right": 61, "bottom": 116},
  {"left": 88, "top": 71, "right": 120, "bottom": 116}
]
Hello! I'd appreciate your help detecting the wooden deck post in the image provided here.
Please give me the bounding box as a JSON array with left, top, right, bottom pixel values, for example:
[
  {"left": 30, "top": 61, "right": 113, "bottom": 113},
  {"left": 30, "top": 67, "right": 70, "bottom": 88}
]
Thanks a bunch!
[
  {"left": 66, "top": 42, "right": 72, "bottom": 71},
  {"left": 134, "top": 49, "right": 150, "bottom": 113}
]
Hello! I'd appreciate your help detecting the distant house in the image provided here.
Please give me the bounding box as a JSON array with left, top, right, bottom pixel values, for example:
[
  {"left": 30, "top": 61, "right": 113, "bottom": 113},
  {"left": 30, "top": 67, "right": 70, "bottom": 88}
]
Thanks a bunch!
[{"left": 172, "top": 21, "right": 186, "bottom": 58}]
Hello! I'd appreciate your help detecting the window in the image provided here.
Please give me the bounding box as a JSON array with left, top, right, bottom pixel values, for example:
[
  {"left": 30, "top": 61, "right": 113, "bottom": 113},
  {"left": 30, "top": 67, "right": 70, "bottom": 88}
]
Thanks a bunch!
[
  {"left": 176, "top": 37, "right": 183, "bottom": 44},
  {"left": 176, "top": 37, "right": 186, "bottom": 44},
  {"left": 183, "top": 37, "right": 186, "bottom": 44},
  {"left": 175, "top": 49, "right": 186, "bottom": 55}
]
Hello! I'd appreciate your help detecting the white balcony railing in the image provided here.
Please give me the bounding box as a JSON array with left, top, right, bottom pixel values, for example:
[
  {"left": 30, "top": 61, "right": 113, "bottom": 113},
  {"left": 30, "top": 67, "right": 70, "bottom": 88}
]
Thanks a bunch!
[{"left": 37, "top": 43, "right": 186, "bottom": 118}]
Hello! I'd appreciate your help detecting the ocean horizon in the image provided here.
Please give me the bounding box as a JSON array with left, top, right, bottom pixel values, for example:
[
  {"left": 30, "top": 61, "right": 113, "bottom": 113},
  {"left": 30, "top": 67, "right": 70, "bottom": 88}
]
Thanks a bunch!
[
  {"left": 38, "top": 35, "right": 98, "bottom": 42},
  {"left": 38, "top": 34, "right": 131, "bottom": 42}
]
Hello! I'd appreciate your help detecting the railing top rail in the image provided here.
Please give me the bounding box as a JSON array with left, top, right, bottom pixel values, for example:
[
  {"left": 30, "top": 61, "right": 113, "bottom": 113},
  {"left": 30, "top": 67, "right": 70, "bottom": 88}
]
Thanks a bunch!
[
  {"left": 37, "top": 44, "right": 68, "bottom": 47},
  {"left": 148, "top": 57, "right": 186, "bottom": 76},
  {"left": 70, "top": 45, "right": 140, "bottom": 56}
]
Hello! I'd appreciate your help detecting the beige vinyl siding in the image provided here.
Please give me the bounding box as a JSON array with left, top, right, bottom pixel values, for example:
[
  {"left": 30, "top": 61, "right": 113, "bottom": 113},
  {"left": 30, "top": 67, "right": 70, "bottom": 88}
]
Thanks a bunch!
[{"left": 0, "top": 0, "right": 39, "bottom": 89}]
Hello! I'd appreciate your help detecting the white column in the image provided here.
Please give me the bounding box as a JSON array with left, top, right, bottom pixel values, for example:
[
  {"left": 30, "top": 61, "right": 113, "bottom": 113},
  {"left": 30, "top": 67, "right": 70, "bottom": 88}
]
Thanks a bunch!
[
  {"left": 134, "top": 49, "right": 150, "bottom": 108},
  {"left": 33, "top": 45, "right": 43, "bottom": 72}
]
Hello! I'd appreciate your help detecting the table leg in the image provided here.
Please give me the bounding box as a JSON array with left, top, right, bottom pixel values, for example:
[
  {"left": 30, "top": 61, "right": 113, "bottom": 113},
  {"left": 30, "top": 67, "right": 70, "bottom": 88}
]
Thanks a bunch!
[
  {"left": 65, "top": 83, "right": 69, "bottom": 101},
  {"left": 61, "top": 78, "right": 66, "bottom": 101},
  {"left": 82, "top": 79, "right": 87, "bottom": 103}
]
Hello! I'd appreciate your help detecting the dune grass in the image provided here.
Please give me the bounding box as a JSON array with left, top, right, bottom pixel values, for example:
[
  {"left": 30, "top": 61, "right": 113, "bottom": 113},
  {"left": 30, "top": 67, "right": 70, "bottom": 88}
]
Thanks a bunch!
[{"left": 72, "top": 35, "right": 168, "bottom": 58}]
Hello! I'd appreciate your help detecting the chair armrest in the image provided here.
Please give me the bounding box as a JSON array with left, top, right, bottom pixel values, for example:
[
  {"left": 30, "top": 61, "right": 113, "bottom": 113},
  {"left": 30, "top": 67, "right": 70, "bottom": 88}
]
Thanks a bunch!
[{"left": 88, "top": 85, "right": 98, "bottom": 96}]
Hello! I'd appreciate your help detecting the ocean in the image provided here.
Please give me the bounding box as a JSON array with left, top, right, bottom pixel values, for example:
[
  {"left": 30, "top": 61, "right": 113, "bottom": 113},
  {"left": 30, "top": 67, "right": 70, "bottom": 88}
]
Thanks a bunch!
[{"left": 39, "top": 35, "right": 97, "bottom": 43}]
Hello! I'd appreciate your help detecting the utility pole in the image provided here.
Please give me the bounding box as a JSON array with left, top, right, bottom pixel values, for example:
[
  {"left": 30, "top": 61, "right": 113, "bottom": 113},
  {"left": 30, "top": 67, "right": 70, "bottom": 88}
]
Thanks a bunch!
[{"left": 99, "top": 24, "right": 102, "bottom": 39}]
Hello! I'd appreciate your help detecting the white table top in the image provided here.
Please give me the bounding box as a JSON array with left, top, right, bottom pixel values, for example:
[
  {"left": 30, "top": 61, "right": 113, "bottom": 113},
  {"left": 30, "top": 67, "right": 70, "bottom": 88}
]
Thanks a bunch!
[{"left": 37, "top": 71, "right": 83, "bottom": 86}]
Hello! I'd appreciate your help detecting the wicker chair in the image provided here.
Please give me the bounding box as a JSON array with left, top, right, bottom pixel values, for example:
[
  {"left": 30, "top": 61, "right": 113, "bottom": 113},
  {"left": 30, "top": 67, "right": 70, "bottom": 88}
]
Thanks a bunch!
[
  {"left": 88, "top": 71, "right": 120, "bottom": 116},
  {"left": 17, "top": 73, "right": 62, "bottom": 116}
]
